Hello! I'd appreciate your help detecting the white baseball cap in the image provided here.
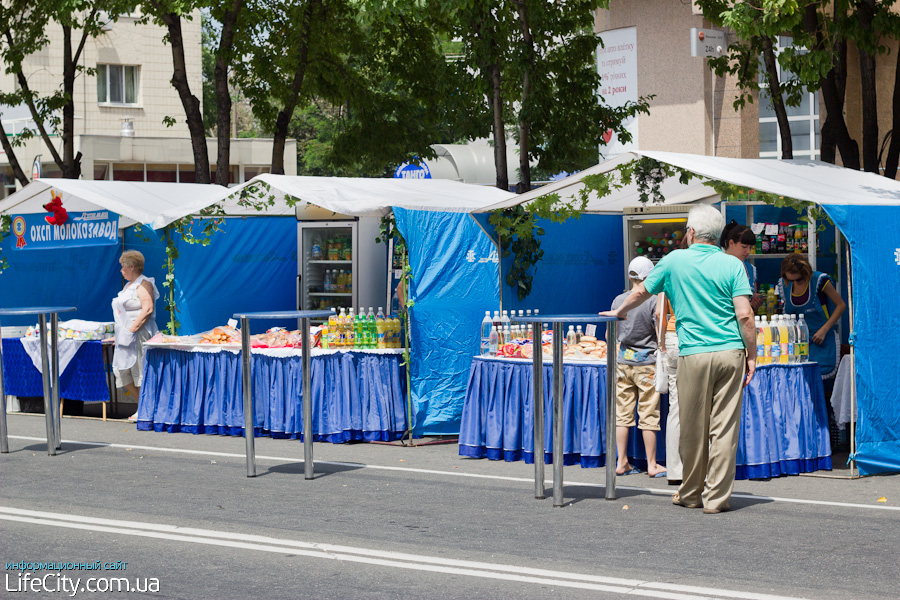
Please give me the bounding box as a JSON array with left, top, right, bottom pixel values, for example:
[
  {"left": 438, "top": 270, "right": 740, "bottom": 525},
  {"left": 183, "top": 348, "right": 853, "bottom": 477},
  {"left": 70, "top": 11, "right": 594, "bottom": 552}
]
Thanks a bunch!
[{"left": 628, "top": 256, "right": 654, "bottom": 281}]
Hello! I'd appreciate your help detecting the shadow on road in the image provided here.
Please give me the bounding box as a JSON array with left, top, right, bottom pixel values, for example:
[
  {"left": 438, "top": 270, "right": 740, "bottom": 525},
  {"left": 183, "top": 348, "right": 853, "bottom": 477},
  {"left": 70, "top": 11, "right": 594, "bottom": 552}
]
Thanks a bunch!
[
  {"left": 260, "top": 459, "right": 364, "bottom": 479},
  {"left": 557, "top": 484, "right": 776, "bottom": 511}
]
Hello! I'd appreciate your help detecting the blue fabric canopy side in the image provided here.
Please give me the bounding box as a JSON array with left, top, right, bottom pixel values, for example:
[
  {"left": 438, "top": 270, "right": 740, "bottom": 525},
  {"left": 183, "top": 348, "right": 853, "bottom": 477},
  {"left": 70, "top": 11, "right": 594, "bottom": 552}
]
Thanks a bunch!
[
  {"left": 823, "top": 204, "right": 900, "bottom": 475},
  {"left": 125, "top": 218, "right": 298, "bottom": 334},
  {"left": 0, "top": 236, "right": 120, "bottom": 326},
  {"left": 392, "top": 209, "right": 500, "bottom": 435},
  {"left": 500, "top": 214, "right": 624, "bottom": 325}
]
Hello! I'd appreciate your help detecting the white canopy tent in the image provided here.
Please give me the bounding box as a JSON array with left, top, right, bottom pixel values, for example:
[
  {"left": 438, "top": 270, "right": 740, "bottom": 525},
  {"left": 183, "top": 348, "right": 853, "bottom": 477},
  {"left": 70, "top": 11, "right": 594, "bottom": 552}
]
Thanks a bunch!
[
  {"left": 220, "top": 173, "right": 515, "bottom": 217},
  {"left": 474, "top": 150, "right": 900, "bottom": 213},
  {"left": 0, "top": 179, "right": 233, "bottom": 229}
]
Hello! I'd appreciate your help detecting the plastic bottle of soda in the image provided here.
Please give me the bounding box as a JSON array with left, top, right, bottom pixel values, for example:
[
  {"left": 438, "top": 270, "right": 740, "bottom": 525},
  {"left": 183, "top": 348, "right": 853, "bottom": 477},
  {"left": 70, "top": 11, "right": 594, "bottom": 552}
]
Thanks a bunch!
[
  {"left": 501, "top": 310, "right": 510, "bottom": 330},
  {"left": 759, "top": 316, "right": 770, "bottom": 365},
  {"left": 392, "top": 315, "right": 402, "bottom": 348},
  {"left": 797, "top": 314, "right": 810, "bottom": 362},
  {"left": 377, "top": 308, "right": 388, "bottom": 350},
  {"left": 492, "top": 310, "right": 502, "bottom": 330},
  {"left": 785, "top": 314, "right": 797, "bottom": 362},
  {"left": 366, "top": 308, "right": 376, "bottom": 349},
  {"left": 777, "top": 315, "right": 790, "bottom": 364},
  {"left": 755, "top": 316, "right": 764, "bottom": 364}
]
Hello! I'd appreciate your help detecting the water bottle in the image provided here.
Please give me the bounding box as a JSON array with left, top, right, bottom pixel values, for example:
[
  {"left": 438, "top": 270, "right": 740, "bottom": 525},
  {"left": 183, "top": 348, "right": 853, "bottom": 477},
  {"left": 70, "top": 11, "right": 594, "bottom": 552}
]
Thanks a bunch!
[
  {"left": 769, "top": 316, "right": 781, "bottom": 363},
  {"left": 575, "top": 325, "right": 583, "bottom": 344},
  {"left": 488, "top": 326, "right": 499, "bottom": 356},
  {"left": 786, "top": 314, "right": 796, "bottom": 363},
  {"left": 324, "top": 269, "right": 332, "bottom": 293},
  {"left": 501, "top": 310, "right": 510, "bottom": 329},
  {"left": 479, "top": 311, "right": 492, "bottom": 355},
  {"left": 797, "top": 314, "right": 810, "bottom": 362},
  {"left": 566, "top": 325, "right": 576, "bottom": 347},
  {"left": 311, "top": 235, "right": 323, "bottom": 260}
]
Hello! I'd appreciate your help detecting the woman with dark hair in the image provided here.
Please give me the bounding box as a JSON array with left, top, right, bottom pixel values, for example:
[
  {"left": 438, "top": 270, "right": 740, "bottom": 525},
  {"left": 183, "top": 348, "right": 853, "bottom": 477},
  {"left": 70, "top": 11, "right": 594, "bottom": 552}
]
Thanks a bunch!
[
  {"left": 776, "top": 254, "right": 846, "bottom": 379},
  {"left": 720, "top": 221, "right": 764, "bottom": 311}
]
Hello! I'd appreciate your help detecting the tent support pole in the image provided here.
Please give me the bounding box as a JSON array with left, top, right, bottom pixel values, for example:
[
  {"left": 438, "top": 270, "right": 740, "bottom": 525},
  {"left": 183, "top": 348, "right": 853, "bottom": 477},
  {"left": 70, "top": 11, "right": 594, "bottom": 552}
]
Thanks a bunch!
[
  {"left": 845, "top": 240, "right": 857, "bottom": 477},
  {"left": 808, "top": 208, "right": 817, "bottom": 272}
]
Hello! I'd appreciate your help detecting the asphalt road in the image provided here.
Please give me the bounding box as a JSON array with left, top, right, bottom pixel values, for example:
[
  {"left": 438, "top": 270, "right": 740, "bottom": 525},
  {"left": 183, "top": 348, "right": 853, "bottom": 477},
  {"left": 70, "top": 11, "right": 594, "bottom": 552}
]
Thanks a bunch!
[{"left": 2, "top": 413, "right": 899, "bottom": 600}]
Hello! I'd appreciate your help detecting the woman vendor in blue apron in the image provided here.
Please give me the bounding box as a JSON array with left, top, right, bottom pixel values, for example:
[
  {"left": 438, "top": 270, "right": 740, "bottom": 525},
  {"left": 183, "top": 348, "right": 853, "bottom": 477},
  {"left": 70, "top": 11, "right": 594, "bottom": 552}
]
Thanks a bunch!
[
  {"left": 776, "top": 254, "right": 846, "bottom": 379},
  {"left": 721, "top": 222, "right": 765, "bottom": 312}
]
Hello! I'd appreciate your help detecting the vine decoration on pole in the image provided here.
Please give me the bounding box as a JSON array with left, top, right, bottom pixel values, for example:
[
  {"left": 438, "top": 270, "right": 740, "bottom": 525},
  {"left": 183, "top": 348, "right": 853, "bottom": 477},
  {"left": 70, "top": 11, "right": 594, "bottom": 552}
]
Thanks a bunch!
[
  {"left": 0, "top": 214, "right": 10, "bottom": 272},
  {"left": 376, "top": 212, "right": 416, "bottom": 445},
  {"left": 490, "top": 156, "right": 824, "bottom": 300}
]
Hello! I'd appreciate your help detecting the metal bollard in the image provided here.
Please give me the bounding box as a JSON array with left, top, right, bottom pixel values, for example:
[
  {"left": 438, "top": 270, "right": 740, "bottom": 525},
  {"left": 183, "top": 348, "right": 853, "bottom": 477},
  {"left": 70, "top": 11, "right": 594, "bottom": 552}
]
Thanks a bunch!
[
  {"left": 241, "top": 317, "right": 256, "bottom": 477},
  {"left": 605, "top": 320, "right": 618, "bottom": 500},
  {"left": 532, "top": 321, "right": 544, "bottom": 499},
  {"left": 552, "top": 322, "right": 565, "bottom": 507}
]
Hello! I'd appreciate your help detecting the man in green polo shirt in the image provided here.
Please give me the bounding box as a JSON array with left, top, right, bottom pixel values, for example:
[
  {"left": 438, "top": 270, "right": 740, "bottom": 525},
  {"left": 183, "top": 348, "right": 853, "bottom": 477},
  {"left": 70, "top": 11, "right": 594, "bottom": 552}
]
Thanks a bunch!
[{"left": 601, "top": 204, "right": 757, "bottom": 514}]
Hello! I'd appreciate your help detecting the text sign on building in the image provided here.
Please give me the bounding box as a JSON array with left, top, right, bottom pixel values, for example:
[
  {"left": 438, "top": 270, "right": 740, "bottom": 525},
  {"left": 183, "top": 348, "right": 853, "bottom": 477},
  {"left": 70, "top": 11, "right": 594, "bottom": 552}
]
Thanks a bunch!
[
  {"left": 597, "top": 27, "right": 638, "bottom": 159},
  {"left": 393, "top": 160, "right": 432, "bottom": 180},
  {"left": 12, "top": 211, "right": 119, "bottom": 250},
  {"left": 690, "top": 28, "right": 727, "bottom": 57}
]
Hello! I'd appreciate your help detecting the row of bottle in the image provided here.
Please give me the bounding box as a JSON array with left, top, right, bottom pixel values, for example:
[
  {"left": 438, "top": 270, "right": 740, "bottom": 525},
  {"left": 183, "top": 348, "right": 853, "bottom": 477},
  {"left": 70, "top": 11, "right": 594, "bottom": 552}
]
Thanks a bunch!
[
  {"left": 633, "top": 237, "right": 679, "bottom": 260},
  {"left": 311, "top": 236, "right": 352, "bottom": 261},
  {"left": 323, "top": 307, "right": 402, "bottom": 349},
  {"left": 753, "top": 222, "right": 820, "bottom": 254},
  {"left": 756, "top": 314, "right": 809, "bottom": 365},
  {"left": 479, "top": 310, "right": 541, "bottom": 355},
  {"left": 759, "top": 285, "right": 781, "bottom": 318},
  {"left": 323, "top": 269, "right": 352, "bottom": 294}
]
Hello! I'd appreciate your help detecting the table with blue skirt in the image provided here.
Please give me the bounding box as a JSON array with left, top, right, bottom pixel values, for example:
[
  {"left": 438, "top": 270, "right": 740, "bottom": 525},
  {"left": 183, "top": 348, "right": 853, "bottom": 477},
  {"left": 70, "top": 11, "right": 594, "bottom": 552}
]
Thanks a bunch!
[
  {"left": 1, "top": 338, "right": 110, "bottom": 402},
  {"left": 459, "top": 356, "right": 832, "bottom": 479},
  {"left": 137, "top": 346, "right": 408, "bottom": 443}
]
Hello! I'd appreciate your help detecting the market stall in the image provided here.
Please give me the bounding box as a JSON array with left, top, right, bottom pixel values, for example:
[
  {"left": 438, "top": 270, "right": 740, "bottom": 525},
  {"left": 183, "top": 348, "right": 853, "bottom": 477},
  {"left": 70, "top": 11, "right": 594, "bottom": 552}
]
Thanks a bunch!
[{"left": 468, "top": 151, "right": 900, "bottom": 478}]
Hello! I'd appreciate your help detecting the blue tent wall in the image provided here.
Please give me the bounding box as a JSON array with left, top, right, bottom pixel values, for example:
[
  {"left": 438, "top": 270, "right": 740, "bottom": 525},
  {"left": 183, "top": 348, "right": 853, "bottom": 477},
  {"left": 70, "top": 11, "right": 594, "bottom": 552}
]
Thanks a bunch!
[
  {"left": 501, "top": 215, "right": 624, "bottom": 327},
  {"left": 0, "top": 236, "right": 120, "bottom": 327},
  {"left": 393, "top": 209, "right": 500, "bottom": 435},
  {"left": 125, "top": 217, "right": 298, "bottom": 334},
  {"left": 822, "top": 205, "right": 900, "bottom": 476}
]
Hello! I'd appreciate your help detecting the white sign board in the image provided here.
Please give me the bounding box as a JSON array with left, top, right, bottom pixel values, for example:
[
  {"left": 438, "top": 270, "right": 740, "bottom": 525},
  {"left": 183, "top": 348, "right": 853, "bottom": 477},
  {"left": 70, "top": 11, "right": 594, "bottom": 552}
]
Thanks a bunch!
[
  {"left": 597, "top": 27, "right": 638, "bottom": 159},
  {"left": 690, "top": 28, "right": 727, "bottom": 57}
]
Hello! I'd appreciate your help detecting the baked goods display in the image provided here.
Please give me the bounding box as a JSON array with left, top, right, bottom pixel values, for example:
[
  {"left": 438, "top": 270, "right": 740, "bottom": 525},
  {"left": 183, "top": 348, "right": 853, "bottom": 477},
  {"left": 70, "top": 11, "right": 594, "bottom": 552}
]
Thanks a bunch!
[{"left": 495, "top": 332, "right": 607, "bottom": 361}]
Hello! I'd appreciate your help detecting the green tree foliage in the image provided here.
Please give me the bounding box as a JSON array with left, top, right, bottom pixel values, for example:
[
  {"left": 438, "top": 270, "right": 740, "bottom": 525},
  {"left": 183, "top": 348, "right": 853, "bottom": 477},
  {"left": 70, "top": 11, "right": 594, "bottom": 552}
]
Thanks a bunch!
[{"left": 438, "top": 0, "right": 652, "bottom": 191}]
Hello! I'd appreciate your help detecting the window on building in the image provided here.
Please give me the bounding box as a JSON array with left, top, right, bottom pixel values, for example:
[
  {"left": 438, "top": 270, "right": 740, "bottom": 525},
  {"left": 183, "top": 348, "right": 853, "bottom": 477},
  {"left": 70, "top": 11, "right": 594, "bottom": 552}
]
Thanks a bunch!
[
  {"left": 97, "top": 64, "right": 140, "bottom": 105},
  {"left": 758, "top": 37, "right": 819, "bottom": 160}
]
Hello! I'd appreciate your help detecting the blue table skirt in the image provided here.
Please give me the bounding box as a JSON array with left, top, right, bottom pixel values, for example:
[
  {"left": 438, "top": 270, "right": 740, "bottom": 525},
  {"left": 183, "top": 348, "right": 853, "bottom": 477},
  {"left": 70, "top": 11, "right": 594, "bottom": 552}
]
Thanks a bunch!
[
  {"left": 137, "top": 348, "right": 408, "bottom": 443},
  {"left": 1, "top": 338, "right": 110, "bottom": 402},
  {"left": 458, "top": 357, "right": 831, "bottom": 480}
]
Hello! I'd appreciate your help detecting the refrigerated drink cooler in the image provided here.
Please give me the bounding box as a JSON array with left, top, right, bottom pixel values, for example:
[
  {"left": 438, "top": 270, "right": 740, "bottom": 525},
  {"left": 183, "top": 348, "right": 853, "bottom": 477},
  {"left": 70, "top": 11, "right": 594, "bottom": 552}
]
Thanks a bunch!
[
  {"left": 622, "top": 205, "right": 689, "bottom": 286},
  {"left": 297, "top": 212, "right": 387, "bottom": 321}
]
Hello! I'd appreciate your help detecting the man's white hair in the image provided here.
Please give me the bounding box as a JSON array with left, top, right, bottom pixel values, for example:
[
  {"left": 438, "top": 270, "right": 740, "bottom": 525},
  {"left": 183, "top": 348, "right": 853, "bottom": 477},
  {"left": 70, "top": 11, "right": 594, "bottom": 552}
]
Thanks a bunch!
[{"left": 687, "top": 204, "right": 725, "bottom": 243}]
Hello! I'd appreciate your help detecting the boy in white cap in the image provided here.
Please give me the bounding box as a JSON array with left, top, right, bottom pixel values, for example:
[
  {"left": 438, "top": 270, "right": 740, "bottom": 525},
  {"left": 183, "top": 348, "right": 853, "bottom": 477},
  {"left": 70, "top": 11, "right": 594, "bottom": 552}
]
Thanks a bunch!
[{"left": 610, "top": 256, "right": 665, "bottom": 477}]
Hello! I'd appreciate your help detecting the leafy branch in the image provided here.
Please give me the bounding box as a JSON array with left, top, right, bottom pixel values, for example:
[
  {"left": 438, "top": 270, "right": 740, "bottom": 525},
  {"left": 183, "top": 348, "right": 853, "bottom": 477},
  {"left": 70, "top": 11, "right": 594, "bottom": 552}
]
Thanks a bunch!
[{"left": 0, "top": 214, "right": 10, "bottom": 272}]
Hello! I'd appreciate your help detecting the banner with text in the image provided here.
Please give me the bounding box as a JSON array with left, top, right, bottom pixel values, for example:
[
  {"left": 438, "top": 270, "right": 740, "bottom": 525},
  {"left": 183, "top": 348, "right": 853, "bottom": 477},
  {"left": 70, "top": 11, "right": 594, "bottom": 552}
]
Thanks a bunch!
[
  {"left": 597, "top": 26, "right": 638, "bottom": 159},
  {"left": 12, "top": 211, "right": 119, "bottom": 250}
]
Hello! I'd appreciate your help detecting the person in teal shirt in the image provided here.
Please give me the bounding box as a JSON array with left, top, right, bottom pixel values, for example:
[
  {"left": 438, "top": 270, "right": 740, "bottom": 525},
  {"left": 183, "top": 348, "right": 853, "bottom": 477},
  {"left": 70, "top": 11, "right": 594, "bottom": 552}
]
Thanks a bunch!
[{"left": 601, "top": 205, "right": 757, "bottom": 514}]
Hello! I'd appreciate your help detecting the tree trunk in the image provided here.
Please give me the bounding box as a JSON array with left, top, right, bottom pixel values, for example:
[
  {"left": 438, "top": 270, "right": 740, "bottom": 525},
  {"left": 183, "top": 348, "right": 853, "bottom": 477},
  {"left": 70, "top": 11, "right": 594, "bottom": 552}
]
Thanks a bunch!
[
  {"left": 513, "top": 0, "right": 532, "bottom": 193},
  {"left": 857, "top": 0, "right": 879, "bottom": 173},
  {"left": 883, "top": 35, "right": 900, "bottom": 178},
  {"left": 762, "top": 38, "right": 792, "bottom": 159},
  {"left": 802, "top": 5, "right": 859, "bottom": 168},
  {"left": 60, "top": 25, "right": 81, "bottom": 178},
  {"left": 271, "top": 2, "right": 315, "bottom": 175},
  {"left": 0, "top": 120, "right": 30, "bottom": 186},
  {"left": 214, "top": 0, "right": 244, "bottom": 186},
  {"left": 160, "top": 11, "right": 210, "bottom": 183},
  {"left": 490, "top": 62, "right": 508, "bottom": 191}
]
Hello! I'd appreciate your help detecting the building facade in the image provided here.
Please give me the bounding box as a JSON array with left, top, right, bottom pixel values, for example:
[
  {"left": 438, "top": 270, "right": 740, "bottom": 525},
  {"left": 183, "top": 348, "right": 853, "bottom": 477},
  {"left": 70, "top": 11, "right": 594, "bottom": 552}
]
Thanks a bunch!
[{"left": 0, "top": 10, "right": 294, "bottom": 198}]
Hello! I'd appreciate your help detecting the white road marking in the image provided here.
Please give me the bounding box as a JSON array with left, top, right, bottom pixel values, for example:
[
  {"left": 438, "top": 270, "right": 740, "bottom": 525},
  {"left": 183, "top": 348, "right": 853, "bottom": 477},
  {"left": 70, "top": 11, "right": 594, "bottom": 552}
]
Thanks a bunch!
[
  {"left": 7, "top": 435, "right": 899, "bottom": 512},
  {"left": 0, "top": 506, "right": 810, "bottom": 600}
]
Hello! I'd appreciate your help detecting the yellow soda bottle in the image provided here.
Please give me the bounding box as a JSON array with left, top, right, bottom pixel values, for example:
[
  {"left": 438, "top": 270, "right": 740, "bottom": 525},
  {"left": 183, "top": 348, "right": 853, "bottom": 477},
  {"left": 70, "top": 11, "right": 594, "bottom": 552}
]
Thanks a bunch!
[
  {"left": 390, "top": 316, "right": 401, "bottom": 348},
  {"left": 761, "top": 316, "right": 772, "bottom": 365},
  {"left": 376, "top": 307, "right": 387, "bottom": 349},
  {"left": 327, "top": 312, "right": 337, "bottom": 348},
  {"left": 777, "top": 315, "right": 790, "bottom": 364}
]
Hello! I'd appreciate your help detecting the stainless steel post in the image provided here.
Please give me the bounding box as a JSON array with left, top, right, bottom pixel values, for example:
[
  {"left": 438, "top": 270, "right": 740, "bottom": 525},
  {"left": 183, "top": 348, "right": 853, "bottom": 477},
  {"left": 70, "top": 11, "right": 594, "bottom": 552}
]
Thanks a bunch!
[
  {"left": 605, "top": 320, "right": 618, "bottom": 500},
  {"left": 552, "top": 321, "right": 564, "bottom": 507},
  {"left": 38, "top": 314, "right": 55, "bottom": 456},
  {"left": 532, "top": 321, "right": 545, "bottom": 499},
  {"left": 0, "top": 316, "right": 7, "bottom": 454},
  {"left": 241, "top": 317, "right": 256, "bottom": 477},
  {"left": 51, "top": 313, "right": 61, "bottom": 450},
  {"left": 301, "top": 317, "right": 314, "bottom": 480}
]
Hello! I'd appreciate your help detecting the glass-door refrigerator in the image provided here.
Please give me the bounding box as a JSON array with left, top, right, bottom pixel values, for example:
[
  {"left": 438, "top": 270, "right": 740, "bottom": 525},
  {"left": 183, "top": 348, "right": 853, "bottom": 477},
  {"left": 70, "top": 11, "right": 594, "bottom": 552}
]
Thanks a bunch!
[
  {"left": 297, "top": 216, "right": 386, "bottom": 321},
  {"left": 622, "top": 205, "right": 689, "bottom": 287}
]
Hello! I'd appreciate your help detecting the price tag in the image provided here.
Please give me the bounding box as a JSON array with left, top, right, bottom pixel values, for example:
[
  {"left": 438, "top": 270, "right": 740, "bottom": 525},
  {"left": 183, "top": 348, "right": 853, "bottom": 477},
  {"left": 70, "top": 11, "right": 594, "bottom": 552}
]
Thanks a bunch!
[
  {"left": 764, "top": 223, "right": 779, "bottom": 236},
  {"left": 585, "top": 324, "right": 597, "bottom": 337},
  {"left": 750, "top": 223, "right": 765, "bottom": 235},
  {"left": 394, "top": 269, "right": 402, "bottom": 279},
  {"left": 227, "top": 318, "right": 238, "bottom": 329}
]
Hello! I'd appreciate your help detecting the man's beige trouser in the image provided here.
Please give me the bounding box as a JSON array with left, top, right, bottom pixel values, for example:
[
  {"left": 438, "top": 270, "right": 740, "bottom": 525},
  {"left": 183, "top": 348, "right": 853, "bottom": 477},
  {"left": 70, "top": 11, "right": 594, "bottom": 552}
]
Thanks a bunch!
[{"left": 676, "top": 349, "right": 746, "bottom": 511}]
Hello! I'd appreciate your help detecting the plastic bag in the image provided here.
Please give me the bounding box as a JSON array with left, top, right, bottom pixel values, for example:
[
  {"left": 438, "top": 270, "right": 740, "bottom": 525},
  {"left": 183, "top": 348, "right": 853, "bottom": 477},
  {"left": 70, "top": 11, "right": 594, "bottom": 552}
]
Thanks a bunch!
[{"left": 655, "top": 350, "right": 668, "bottom": 394}]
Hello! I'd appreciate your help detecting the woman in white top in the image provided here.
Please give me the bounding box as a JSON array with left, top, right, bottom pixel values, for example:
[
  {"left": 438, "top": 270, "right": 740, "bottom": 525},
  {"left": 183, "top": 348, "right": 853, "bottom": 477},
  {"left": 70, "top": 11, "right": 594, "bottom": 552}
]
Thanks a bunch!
[{"left": 111, "top": 250, "right": 159, "bottom": 420}]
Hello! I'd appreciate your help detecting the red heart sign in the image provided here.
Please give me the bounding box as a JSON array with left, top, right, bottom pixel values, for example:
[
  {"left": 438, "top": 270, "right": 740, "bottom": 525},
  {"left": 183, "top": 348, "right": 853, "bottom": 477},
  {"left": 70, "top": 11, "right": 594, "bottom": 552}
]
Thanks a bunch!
[{"left": 602, "top": 129, "right": 613, "bottom": 144}]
